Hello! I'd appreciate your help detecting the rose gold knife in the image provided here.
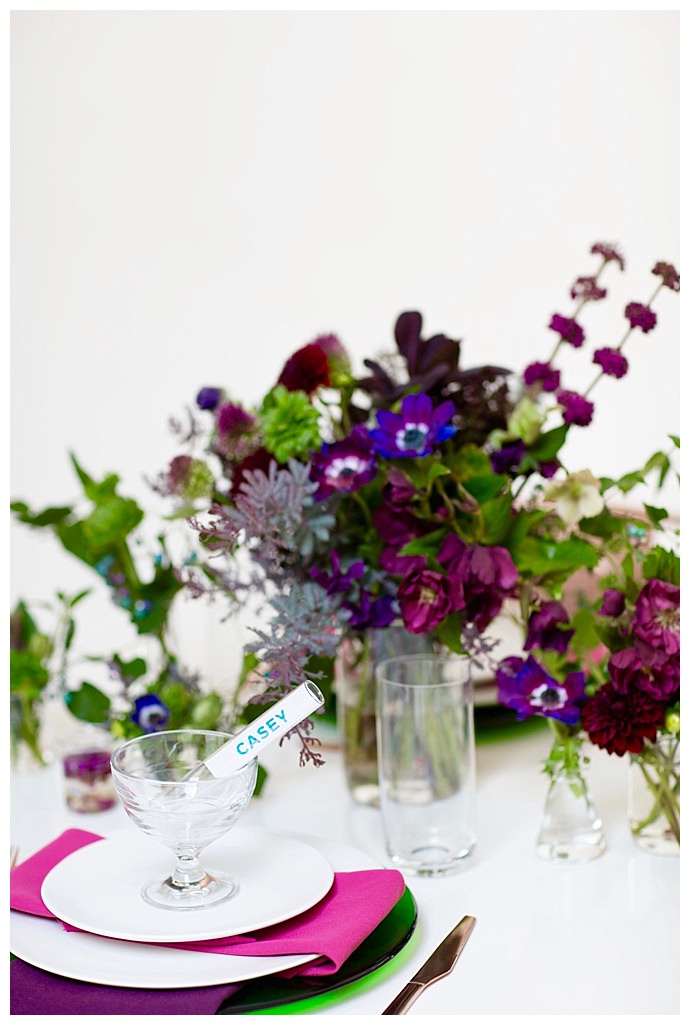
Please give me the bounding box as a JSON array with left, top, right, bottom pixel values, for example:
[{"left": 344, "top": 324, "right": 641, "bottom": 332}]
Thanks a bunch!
[{"left": 381, "top": 914, "right": 476, "bottom": 1015}]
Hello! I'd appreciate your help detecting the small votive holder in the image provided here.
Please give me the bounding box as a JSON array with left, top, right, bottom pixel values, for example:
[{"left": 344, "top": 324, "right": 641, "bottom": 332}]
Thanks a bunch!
[{"left": 63, "top": 748, "right": 117, "bottom": 813}]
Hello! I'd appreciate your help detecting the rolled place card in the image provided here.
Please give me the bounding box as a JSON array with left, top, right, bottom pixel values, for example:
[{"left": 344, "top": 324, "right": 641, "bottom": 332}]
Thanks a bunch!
[{"left": 187, "top": 680, "right": 325, "bottom": 780}]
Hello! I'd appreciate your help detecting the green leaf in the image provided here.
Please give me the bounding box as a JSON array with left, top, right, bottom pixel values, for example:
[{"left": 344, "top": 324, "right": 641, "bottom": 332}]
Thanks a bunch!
[
  {"left": 527, "top": 424, "right": 568, "bottom": 461},
  {"left": 434, "top": 612, "right": 464, "bottom": 653},
  {"left": 514, "top": 536, "right": 600, "bottom": 576},
  {"left": 65, "top": 682, "right": 112, "bottom": 724},
  {"left": 399, "top": 528, "right": 448, "bottom": 557}
]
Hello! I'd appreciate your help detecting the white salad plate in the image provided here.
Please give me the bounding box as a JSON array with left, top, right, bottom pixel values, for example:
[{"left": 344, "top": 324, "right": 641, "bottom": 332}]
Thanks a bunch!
[
  {"left": 13, "top": 834, "right": 380, "bottom": 989},
  {"left": 40, "top": 825, "right": 335, "bottom": 943}
]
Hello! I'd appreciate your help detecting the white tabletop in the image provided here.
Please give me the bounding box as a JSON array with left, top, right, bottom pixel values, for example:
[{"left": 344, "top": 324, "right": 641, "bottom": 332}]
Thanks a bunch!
[{"left": 10, "top": 721, "right": 680, "bottom": 1018}]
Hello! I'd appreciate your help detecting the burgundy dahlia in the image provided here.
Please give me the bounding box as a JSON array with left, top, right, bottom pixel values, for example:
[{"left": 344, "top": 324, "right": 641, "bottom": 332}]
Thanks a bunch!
[
  {"left": 581, "top": 683, "right": 666, "bottom": 756},
  {"left": 277, "top": 341, "right": 332, "bottom": 394}
]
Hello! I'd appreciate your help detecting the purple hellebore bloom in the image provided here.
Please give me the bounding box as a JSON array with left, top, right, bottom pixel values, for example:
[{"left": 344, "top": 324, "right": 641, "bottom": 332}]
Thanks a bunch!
[
  {"left": 524, "top": 601, "right": 575, "bottom": 654},
  {"left": 310, "top": 425, "right": 377, "bottom": 501},
  {"left": 439, "top": 535, "right": 518, "bottom": 631},
  {"left": 593, "top": 347, "right": 629, "bottom": 379},
  {"left": 382, "top": 467, "right": 419, "bottom": 508},
  {"left": 373, "top": 502, "right": 428, "bottom": 576},
  {"left": 631, "top": 579, "right": 680, "bottom": 657},
  {"left": 625, "top": 302, "right": 657, "bottom": 333},
  {"left": 557, "top": 389, "right": 595, "bottom": 427},
  {"left": 132, "top": 694, "right": 170, "bottom": 733},
  {"left": 371, "top": 393, "right": 456, "bottom": 459},
  {"left": 196, "top": 387, "right": 223, "bottom": 411},
  {"left": 397, "top": 569, "right": 455, "bottom": 634},
  {"left": 608, "top": 647, "right": 679, "bottom": 704},
  {"left": 548, "top": 315, "right": 585, "bottom": 349},
  {"left": 599, "top": 588, "right": 626, "bottom": 618},
  {"left": 523, "top": 361, "right": 561, "bottom": 392},
  {"left": 496, "top": 655, "right": 586, "bottom": 725}
]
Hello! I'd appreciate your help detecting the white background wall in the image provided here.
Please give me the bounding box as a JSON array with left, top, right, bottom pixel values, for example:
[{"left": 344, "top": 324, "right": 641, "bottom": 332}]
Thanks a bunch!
[{"left": 10, "top": 10, "right": 680, "bottom": 692}]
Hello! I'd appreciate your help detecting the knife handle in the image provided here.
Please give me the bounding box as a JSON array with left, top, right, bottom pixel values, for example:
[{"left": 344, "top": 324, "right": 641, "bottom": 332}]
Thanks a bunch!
[{"left": 382, "top": 980, "right": 426, "bottom": 1015}]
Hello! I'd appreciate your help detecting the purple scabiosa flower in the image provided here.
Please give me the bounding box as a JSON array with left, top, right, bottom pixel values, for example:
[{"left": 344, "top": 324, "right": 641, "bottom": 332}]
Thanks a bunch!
[
  {"left": 132, "top": 694, "right": 170, "bottom": 733},
  {"left": 570, "top": 276, "right": 606, "bottom": 302},
  {"left": 344, "top": 591, "right": 397, "bottom": 630},
  {"left": 557, "top": 389, "right": 595, "bottom": 427},
  {"left": 490, "top": 439, "right": 527, "bottom": 475},
  {"left": 625, "top": 302, "right": 657, "bottom": 333},
  {"left": 593, "top": 347, "right": 629, "bottom": 379},
  {"left": 548, "top": 314, "right": 585, "bottom": 349},
  {"left": 310, "top": 552, "right": 364, "bottom": 595},
  {"left": 397, "top": 569, "right": 455, "bottom": 634},
  {"left": 371, "top": 393, "right": 456, "bottom": 459},
  {"left": 217, "top": 401, "right": 256, "bottom": 436},
  {"left": 591, "top": 242, "right": 625, "bottom": 270},
  {"left": 581, "top": 681, "right": 666, "bottom": 756},
  {"left": 524, "top": 601, "right": 575, "bottom": 654},
  {"left": 631, "top": 579, "right": 680, "bottom": 657},
  {"left": 599, "top": 588, "right": 626, "bottom": 618},
  {"left": 496, "top": 655, "right": 586, "bottom": 725},
  {"left": 523, "top": 361, "right": 561, "bottom": 392},
  {"left": 652, "top": 262, "right": 680, "bottom": 292},
  {"left": 310, "top": 425, "right": 377, "bottom": 501},
  {"left": 196, "top": 387, "right": 223, "bottom": 411},
  {"left": 277, "top": 341, "right": 331, "bottom": 394},
  {"left": 439, "top": 535, "right": 518, "bottom": 631}
]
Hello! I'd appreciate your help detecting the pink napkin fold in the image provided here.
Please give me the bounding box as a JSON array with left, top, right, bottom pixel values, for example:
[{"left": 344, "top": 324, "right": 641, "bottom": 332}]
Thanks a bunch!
[{"left": 10, "top": 828, "right": 406, "bottom": 976}]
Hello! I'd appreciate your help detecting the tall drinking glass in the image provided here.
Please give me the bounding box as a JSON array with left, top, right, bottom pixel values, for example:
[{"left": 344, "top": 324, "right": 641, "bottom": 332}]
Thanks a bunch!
[{"left": 376, "top": 654, "right": 477, "bottom": 875}]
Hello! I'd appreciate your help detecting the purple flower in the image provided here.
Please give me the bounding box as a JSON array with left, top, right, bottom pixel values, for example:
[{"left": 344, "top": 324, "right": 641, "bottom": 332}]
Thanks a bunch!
[
  {"left": 593, "top": 348, "right": 629, "bottom": 379},
  {"left": 608, "top": 647, "right": 679, "bottom": 703},
  {"left": 557, "top": 389, "right": 594, "bottom": 427},
  {"left": 397, "top": 569, "right": 455, "bottom": 634},
  {"left": 591, "top": 242, "right": 625, "bottom": 270},
  {"left": 371, "top": 393, "right": 456, "bottom": 459},
  {"left": 496, "top": 655, "right": 586, "bottom": 725},
  {"left": 538, "top": 459, "right": 560, "bottom": 479},
  {"left": 310, "top": 552, "right": 364, "bottom": 595},
  {"left": 652, "top": 262, "right": 680, "bottom": 292},
  {"left": 373, "top": 503, "right": 427, "bottom": 576},
  {"left": 570, "top": 277, "right": 606, "bottom": 302},
  {"left": 599, "top": 588, "right": 626, "bottom": 617},
  {"left": 523, "top": 361, "right": 561, "bottom": 392},
  {"left": 277, "top": 341, "right": 331, "bottom": 394},
  {"left": 582, "top": 681, "right": 666, "bottom": 756},
  {"left": 132, "top": 694, "right": 170, "bottom": 733},
  {"left": 524, "top": 601, "right": 574, "bottom": 654},
  {"left": 631, "top": 579, "right": 680, "bottom": 657},
  {"left": 343, "top": 591, "right": 397, "bottom": 631},
  {"left": 490, "top": 440, "right": 526, "bottom": 475},
  {"left": 310, "top": 426, "right": 377, "bottom": 501},
  {"left": 439, "top": 535, "right": 518, "bottom": 631},
  {"left": 196, "top": 387, "right": 223, "bottom": 411},
  {"left": 217, "top": 402, "right": 255, "bottom": 436},
  {"left": 625, "top": 302, "right": 657, "bottom": 333},
  {"left": 548, "top": 315, "right": 585, "bottom": 349}
]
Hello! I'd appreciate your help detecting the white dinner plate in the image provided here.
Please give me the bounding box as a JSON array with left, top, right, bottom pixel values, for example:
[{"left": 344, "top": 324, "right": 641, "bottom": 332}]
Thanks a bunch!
[
  {"left": 40, "top": 825, "right": 335, "bottom": 943},
  {"left": 13, "top": 834, "right": 381, "bottom": 989}
]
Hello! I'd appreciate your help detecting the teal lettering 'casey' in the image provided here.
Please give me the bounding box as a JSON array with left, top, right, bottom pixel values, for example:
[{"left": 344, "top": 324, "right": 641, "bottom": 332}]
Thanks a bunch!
[{"left": 235, "top": 707, "right": 291, "bottom": 756}]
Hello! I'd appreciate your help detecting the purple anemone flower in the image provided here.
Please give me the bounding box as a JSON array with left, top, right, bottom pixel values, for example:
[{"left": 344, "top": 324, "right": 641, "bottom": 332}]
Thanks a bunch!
[
  {"left": 371, "top": 393, "right": 456, "bottom": 459},
  {"left": 593, "top": 348, "right": 629, "bottom": 379},
  {"left": 524, "top": 601, "right": 574, "bottom": 654},
  {"left": 625, "top": 302, "right": 657, "bottom": 333},
  {"left": 548, "top": 315, "right": 585, "bottom": 349},
  {"left": 310, "top": 426, "right": 377, "bottom": 501},
  {"left": 132, "top": 694, "right": 170, "bottom": 733},
  {"left": 557, "top": 389, "right": 594, "bottom": 427},
  {"left": 343, "top": 591, "right": 397, "bottom": 631},
  {"left": 310, "top": 552, "right": 364, "bottom": 595},
  {"left": 496, "top": 656, "right": 586, "bottom": 725}
]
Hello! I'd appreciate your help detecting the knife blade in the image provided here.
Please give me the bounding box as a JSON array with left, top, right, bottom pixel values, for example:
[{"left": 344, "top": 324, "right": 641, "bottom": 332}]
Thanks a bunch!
[{"left": 381, "top": 913, "right": 476, "bottom": 1015}]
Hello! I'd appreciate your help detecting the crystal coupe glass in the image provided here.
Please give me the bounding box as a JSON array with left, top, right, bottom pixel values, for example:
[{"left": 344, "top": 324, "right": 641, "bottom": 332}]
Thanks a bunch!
[{"left": 111, "top": 729, "right": 258, "bottom": 910}]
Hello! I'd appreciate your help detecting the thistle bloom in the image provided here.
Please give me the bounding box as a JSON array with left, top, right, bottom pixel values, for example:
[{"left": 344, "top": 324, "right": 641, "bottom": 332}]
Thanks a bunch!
[
  {"left": 625, "top": 302, "right": 657, "bottom": 333},
  {"left": 549, "top": 314, "right": 585, "bottom": 349},
  {"left": 593, "top": 347, "right": 629, "bottom": 379},
  {"left": 371, "top": 392, "right": 456, "bottom": 458},
  {"left": 496, "top": 656, "right": 586, "bottom": 725},
  {"left": 556, "top": 390, "right": 595, "bottom": 427},
  {"left": 310, "top": 426, "right": 377, "bottom": 501}
]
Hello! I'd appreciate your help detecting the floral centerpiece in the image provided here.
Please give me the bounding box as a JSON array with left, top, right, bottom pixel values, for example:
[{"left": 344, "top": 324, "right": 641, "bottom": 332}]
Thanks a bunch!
[{"left": 154, "top": 241, "right": 679, "bottom": 832}]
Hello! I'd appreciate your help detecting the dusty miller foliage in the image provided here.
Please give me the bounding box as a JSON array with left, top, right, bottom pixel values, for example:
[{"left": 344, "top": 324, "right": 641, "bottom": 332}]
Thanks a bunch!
[{"left": 182, "top": 460, "right": 344, "bottom": 767}]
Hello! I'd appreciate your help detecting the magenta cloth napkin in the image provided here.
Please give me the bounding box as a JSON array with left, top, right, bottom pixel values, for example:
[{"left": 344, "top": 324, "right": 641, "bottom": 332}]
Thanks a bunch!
[{"left": 10, "top": 828, "right": 406, "bottom": 1014}]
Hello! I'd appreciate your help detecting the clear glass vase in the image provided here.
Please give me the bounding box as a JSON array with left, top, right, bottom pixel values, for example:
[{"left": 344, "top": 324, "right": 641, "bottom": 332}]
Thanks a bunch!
[
  {"left": 628, "top": 734, "right": 680, "bottom": 856},
  {"left": 335, "top": 624, "right": 437, "bottom": 806},
  {"left": 536, "top": 761, "right": 606, "bottom": 862}
]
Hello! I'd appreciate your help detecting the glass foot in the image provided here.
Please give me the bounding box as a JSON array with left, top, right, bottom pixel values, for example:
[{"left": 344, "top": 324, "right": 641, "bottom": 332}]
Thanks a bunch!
[{"left": 141, "top": 870, "right": 239, "bottom": 910}]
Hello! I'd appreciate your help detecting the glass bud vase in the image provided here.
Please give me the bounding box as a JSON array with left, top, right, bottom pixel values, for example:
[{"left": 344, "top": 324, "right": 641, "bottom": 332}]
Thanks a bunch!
[
  {"left": 335, "top": 623, "right": 437, "bottom": 806},
  {"left": 628, "top": 734, "right": 680, "bottom": 856},
  {"left": 536, "top": 761, "right": 606, "bottom": 862}
]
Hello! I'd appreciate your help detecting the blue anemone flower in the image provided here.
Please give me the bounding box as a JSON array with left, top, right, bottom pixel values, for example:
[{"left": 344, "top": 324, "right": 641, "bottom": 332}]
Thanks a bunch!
[{"left": 370, "top": 392, "right": 456, "bottom": 458}]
